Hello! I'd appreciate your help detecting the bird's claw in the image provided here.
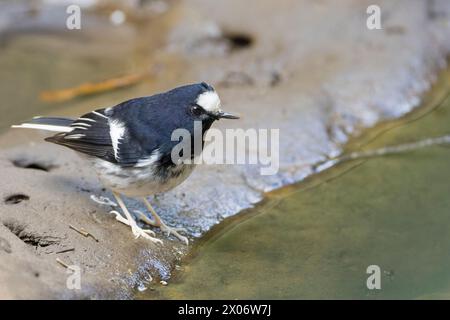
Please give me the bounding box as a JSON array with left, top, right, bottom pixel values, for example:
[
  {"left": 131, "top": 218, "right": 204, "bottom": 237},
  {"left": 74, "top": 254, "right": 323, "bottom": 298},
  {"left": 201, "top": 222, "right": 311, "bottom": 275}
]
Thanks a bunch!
[
  {"left": 111, "top": 210, "right": 161, "bottom": 244},
  {"left": 159, "top": 224, "right": 189, "bottom": 245},
  {"left": 131, "top": 225, "right": 163, "bottom": 244},
  {"left": 134, "top": 210, "right": 189, "bottom": 245}
]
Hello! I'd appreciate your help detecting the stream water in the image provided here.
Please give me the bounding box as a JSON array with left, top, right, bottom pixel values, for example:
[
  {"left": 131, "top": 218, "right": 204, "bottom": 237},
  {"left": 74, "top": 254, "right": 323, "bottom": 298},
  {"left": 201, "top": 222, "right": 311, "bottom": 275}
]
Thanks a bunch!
[{"left": 138, "top": 67, "right": 450, "bottom": 299}]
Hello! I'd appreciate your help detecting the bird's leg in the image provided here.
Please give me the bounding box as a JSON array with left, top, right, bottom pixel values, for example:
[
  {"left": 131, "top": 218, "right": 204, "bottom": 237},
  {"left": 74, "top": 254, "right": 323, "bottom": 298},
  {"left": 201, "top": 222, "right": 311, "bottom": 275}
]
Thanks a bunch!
[
  {"left": 134, "top": 209, "right": 185, "bottom": 232},
  {"left": 112, "top": 192, "right": 162, "bottom": 244},
  {"left": 140, "top": 197, "right": 189, "bottom": 245},
  {"left": 133, "top": 210, "right": 157, "bottom": 226}
]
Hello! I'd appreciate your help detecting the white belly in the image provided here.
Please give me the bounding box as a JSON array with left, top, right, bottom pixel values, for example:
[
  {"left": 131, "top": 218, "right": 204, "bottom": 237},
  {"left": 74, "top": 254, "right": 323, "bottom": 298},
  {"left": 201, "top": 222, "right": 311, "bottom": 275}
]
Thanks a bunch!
[{"left": 90, "top": 158, "right": 195, "bottom": 198}]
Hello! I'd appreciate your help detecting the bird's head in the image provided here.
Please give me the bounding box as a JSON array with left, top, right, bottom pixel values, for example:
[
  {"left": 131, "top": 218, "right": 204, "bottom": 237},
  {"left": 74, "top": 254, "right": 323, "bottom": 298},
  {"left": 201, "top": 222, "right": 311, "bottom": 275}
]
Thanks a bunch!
[
  {"left": 188, "top": 82, "right": 239, "bottom": 122},
  {"left": 165, "top": 82, "right": 239, "bottom": 131}
]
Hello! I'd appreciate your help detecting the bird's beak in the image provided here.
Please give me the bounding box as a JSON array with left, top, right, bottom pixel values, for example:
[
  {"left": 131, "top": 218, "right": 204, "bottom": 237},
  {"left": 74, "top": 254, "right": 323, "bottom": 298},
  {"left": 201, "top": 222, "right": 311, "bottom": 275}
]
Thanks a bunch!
[{"left": 217, "top": 110, "right": 240, "bottom": 119}]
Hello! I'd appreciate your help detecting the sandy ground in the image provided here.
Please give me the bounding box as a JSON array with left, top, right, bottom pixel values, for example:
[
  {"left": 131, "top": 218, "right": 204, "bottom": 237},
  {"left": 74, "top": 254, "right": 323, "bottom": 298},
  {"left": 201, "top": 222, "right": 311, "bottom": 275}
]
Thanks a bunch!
[
  {"left": 0, "top": 131, "right": 188, "bottom": 299},
  {"left": 0, "top": 0, "right": 449, "bottom": 298}
]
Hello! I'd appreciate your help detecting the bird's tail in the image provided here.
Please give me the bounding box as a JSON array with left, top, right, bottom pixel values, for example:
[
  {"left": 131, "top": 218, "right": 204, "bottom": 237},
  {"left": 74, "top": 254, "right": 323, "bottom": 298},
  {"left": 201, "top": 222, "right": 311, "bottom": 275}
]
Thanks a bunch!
[{"left": 12, "top": 117, "right": 75, "bottom": 133}]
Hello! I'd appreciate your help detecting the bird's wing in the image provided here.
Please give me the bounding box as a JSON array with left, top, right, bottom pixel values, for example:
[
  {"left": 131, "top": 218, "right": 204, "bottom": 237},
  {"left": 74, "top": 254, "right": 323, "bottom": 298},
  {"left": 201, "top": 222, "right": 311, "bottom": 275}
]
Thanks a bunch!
[{"left": 45, "top": 109, "right": 145, "bottom": 166}]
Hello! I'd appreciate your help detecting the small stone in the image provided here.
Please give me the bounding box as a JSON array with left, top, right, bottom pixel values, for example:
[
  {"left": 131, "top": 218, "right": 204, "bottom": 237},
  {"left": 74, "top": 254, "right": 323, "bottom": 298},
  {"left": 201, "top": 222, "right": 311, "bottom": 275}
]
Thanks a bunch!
[
  {"left": 110, "top": 10, "right": 126, "bottom": 26},
  {"left": 137, "top": 283, "right": 147, "bottom": 292}
]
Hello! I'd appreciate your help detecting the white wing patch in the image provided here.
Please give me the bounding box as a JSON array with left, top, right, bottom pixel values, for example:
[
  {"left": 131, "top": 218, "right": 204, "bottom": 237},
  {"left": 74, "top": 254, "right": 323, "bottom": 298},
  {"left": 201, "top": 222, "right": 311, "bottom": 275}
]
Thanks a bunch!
[
  {"left": 69, "top": 117, "right": 96, "bottom": 131},
  {"left": 93, "top": 111, "right": 108, "bottom": 119},
  {"left": 109, "top": 119, "right": 126, "bottom": 160},
  {"left": 196, "top": 91, "right": 221, "bottom": 113},
  {"left": 71, "top": 122, "right": 91, "bottom": 128},
  {"left": 77, "top": 117, "right": 96, "bottom": 122},
  {"left": 134, "top": 150, "right": 161, "bottom": 168},
  {"left": 64, "top": 133, "right": 86, "bottom": 139}
]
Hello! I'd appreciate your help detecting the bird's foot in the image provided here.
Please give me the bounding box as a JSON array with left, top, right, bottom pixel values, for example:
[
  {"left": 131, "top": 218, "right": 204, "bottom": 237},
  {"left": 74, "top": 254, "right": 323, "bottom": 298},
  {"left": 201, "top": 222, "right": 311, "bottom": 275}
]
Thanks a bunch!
[
  {"left": 134, "top": 210, "right": 189, "bottom": 245},
  {"left": 131, "top": 224, "right": 163, "bottom": 244},
  {"left": 159, "top": 223, "right": 189, "bottom": 246},
  {"left": 111, "top": 210, "right": 162, "bottom": 244}
]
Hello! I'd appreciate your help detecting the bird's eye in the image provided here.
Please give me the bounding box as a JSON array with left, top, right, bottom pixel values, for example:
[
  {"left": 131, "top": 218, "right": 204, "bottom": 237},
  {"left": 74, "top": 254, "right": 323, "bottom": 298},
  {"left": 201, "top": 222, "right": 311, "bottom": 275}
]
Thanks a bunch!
[{"left": 191, "top": 105, "right": 204, "bottom": 116}]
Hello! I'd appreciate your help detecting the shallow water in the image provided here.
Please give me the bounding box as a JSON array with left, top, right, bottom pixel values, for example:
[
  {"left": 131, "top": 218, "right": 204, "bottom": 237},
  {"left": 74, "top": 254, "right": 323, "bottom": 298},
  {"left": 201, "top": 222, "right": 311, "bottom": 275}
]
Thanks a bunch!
[{"left": 139, "top": 68, "right": 450, "bottom": 299}]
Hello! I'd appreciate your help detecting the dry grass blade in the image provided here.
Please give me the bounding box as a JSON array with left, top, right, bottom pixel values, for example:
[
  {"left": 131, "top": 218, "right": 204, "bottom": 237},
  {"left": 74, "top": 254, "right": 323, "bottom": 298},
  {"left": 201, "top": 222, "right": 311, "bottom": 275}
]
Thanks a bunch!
[{"left": 39, "top": 72, "right": 148, "bottom": 103}]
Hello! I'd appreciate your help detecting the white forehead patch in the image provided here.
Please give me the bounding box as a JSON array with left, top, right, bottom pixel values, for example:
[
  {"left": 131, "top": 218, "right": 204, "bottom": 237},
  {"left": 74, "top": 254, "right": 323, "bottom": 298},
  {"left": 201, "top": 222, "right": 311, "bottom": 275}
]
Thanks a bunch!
[{"left": 196, "top": 91, "right": 221, "bottom": 113}]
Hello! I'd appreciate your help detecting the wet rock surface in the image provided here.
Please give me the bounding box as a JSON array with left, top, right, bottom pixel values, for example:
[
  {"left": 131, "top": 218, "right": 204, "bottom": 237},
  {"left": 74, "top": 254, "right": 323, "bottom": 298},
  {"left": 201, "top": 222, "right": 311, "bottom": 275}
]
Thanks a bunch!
[{"left": 0, "top": 0, "right": 449, "bottom": 298}]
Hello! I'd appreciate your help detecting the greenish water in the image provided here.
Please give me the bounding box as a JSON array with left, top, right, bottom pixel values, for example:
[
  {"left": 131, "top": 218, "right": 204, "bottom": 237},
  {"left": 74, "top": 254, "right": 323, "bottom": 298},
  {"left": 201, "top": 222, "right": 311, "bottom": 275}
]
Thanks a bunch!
[{"left": 140, "top": 69, "right": 450, "bottom": 299}]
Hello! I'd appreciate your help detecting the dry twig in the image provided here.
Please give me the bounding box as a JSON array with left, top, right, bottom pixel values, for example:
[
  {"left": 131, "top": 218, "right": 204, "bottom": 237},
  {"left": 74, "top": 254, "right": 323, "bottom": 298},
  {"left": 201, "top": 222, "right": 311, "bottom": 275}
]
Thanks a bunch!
[
  {"left": 69, "top": 224, "right": 99, "bottom": 242},
  {"left": 55, "top": 248, "right": 75, "bottom": 254},
  {"left": 56, "top": 258, "right": 76, "bottom": 271},
  {"left": 39, "top": 72, "right": 148, "bottom": 103}
]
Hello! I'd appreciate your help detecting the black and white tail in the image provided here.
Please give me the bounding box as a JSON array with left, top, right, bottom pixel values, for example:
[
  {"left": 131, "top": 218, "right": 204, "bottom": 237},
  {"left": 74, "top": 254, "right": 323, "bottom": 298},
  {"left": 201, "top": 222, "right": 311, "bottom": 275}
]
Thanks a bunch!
[
  {"left": 12, "top": 110, "right": 117, "bottom": 162},
  {"left": 12, "top": 117, "right": 75, "bottom": 133}
]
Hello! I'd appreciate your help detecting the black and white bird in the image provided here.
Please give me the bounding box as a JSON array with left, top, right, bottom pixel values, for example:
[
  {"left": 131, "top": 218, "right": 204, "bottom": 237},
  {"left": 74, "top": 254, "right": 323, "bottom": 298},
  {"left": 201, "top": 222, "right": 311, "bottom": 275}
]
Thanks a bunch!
[{"left": 12, "top": 82, "right": 239, "bottom": 245}]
